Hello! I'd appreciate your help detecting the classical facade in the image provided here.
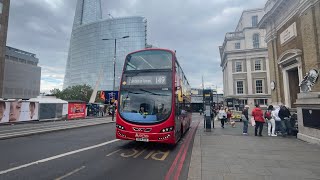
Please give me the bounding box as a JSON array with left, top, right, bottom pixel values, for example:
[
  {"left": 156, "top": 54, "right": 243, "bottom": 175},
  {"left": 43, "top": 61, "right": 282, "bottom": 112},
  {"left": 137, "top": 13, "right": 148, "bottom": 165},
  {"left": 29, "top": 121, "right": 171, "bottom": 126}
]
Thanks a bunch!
[
  {"left": 220, "top": 9, "right": 271, "bottom": 110},
  {"left": 259, "top": 0, "right": 320, "bottom": 144},
  {"left": 63, "top": 0, "right": 147, "bottom": 91},
  {"left": 259, "top": 0, "right": 320, "bottom": 108}
]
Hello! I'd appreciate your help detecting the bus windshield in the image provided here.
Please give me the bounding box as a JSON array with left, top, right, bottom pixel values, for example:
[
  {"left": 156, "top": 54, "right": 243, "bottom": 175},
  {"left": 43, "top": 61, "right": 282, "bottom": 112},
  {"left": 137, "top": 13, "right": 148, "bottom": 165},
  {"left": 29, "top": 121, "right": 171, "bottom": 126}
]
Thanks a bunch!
[
  {"left": 119, "top": 88, "right": 172, "bottom": 124},
  {"left": 125, "top": 50, "right": 173, "bottom": 71}
]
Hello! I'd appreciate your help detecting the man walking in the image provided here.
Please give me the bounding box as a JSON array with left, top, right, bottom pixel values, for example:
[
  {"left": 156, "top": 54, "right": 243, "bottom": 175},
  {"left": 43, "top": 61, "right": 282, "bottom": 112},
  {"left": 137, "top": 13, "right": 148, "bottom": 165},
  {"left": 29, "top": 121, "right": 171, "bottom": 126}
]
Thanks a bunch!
[
  {"left": 110, "top": 105, "right": 115, "bottom": 121},
  {"left": 241, "top": 105, "right": 250, "bottom": 135}
]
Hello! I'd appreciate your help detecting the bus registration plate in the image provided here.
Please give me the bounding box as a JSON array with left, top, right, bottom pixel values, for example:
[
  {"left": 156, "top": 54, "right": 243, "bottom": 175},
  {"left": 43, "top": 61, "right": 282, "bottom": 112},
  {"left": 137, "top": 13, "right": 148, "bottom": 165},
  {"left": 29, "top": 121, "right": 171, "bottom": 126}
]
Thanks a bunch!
[{"left": 136, "top": 137, "right": 149, "bottom": 142}]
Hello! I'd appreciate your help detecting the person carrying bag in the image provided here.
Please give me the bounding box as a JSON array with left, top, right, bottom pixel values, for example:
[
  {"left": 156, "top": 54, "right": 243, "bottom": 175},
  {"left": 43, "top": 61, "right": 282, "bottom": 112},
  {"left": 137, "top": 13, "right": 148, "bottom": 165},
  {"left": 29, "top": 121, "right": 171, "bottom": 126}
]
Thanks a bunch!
[
  {"left": 218, "top": 107, "right": 227, "bottom": 128},
  {"left": 251, "top": 104, "right": 265, "bottom": 136}
]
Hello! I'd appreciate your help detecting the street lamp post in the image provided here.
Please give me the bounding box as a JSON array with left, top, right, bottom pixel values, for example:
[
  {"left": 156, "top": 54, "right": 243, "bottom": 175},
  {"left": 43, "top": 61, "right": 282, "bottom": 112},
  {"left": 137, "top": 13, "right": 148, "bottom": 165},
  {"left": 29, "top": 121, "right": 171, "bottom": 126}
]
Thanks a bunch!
[{"left": 102, "top": 36, "right": 130, "bottom": 92}]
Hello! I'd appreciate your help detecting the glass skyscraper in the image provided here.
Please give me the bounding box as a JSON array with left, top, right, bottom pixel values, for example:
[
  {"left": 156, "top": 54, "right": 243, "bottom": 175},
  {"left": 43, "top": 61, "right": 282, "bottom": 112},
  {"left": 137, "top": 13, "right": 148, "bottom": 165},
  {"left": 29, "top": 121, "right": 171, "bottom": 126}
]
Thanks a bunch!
[{"left": 63, "top": 0, "right": 147, "bottom": 90}]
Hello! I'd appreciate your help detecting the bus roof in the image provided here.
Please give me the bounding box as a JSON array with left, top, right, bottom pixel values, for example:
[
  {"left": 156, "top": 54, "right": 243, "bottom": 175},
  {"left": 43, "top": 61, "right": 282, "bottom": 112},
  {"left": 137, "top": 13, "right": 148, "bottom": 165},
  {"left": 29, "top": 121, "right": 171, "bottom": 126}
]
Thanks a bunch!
[{"left": 127, "top": 48, "right": 176, "bottom": 56}]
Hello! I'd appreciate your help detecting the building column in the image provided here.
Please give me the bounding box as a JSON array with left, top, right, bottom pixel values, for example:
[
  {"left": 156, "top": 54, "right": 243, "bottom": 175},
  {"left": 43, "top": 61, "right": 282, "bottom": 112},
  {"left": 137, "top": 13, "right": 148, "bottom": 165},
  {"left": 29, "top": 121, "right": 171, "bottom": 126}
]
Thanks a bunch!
[
  {"left": 297, "top": 57, "right": 303, "bottom": 86},
  {"left": 246, "top": 58, "right": 253, "bottom": 95},
  {"left": 223, "top": 66, "right": 227, "bottom": 96},
  {"left": 227, "top": 61, "right": 233, "bottom": 95},
  {"left": 272, "top": 39, "right": 282, "bottom": 104},
  {"left": 282, "top": 68, "right": 290, "bottom": 107},
  {"left": 266, "top": 56, "right": 271, "bottom": 95}
]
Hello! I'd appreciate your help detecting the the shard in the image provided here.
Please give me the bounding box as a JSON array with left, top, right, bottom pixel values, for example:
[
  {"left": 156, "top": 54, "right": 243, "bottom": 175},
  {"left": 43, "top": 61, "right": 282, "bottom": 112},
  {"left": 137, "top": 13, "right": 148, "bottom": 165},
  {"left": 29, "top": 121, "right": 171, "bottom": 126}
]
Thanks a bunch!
[{"left": 63, "top": 0, "right": 147, "bottom": 90}]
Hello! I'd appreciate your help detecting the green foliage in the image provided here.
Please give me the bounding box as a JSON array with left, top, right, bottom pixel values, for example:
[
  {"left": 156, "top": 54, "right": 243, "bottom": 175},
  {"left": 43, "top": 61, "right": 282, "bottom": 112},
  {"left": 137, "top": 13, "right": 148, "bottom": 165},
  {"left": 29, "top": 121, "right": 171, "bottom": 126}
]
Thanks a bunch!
[{"left": 50, "top": 84, "right": 93, "bottom": 102}]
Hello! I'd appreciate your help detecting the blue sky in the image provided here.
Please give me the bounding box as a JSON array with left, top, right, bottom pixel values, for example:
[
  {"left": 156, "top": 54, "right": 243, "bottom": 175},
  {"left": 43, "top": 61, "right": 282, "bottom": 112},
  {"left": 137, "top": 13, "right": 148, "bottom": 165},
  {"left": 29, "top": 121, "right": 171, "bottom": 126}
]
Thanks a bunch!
[{"left": 7, "top": 0, "right": 267, "bottom": 93}]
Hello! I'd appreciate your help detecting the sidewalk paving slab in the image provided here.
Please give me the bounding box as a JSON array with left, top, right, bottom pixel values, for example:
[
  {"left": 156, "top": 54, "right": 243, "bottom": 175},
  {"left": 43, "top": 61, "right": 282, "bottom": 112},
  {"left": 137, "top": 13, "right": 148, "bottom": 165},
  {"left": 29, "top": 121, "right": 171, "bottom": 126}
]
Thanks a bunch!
[{"left": 188, "top": 114, "right": 320, "bottom": 180}]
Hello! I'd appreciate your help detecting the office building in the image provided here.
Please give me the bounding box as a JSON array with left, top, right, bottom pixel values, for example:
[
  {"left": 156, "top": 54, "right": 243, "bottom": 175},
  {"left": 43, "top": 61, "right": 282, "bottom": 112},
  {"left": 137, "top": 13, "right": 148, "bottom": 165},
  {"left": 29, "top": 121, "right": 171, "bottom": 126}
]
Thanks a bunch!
[
  {"left": 0, "top": 0, "right": 10, "bottom": 97},
  {"left": 2, "top": 46, "right": 41, "bottom": 99},
  {"left": 63, "top": 0, "right": 147, "bottom": 90}
]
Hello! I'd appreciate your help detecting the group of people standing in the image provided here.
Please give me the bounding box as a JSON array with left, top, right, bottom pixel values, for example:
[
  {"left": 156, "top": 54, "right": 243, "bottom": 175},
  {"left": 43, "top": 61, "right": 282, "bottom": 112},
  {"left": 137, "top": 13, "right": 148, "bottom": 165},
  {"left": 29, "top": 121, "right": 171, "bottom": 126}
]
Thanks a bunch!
[{"left": 241, "top": 104, "right": 292, "bottom": 137}]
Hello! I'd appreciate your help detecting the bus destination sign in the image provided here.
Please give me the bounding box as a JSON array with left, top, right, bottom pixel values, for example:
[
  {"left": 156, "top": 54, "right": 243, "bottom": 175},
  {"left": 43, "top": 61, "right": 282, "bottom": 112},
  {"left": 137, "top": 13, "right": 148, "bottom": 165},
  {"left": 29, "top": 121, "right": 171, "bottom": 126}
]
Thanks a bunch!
[{"left": 125, "top": 75, "right": 167, "bottom": 85}]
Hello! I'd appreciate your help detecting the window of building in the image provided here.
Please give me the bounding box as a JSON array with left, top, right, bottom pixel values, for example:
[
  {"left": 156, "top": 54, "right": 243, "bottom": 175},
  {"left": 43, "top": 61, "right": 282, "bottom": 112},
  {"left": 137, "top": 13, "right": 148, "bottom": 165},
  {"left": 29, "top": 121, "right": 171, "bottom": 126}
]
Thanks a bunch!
[
  {"left": 254, "top": 60, "right": 262, "bottom": 71},
  {"left": 235, "top": 61, "right": 242, "bottom": 72},
  {"left": 235, "top": 42, "right": 240, "bottom": 49},
  {"left": 239, "top": 99, "right": 248, "bottom": 105},
  {"left": 254, "top": 99, "right": 268, "bottom": 106},
  {"left": 253, "top": 34, "right": 260, "bottom": 48},
  {"left": 255, "top": 80, "right": 263, "bottom": 93},
  {"left": 0, "top": 2, "right": 3, "bottom": 14},
  {"left": 236, "top": 81, "right": 244, "bottom": 94},
  {"left": 252, "top": 16, "right": 258, "bottom": 27}
]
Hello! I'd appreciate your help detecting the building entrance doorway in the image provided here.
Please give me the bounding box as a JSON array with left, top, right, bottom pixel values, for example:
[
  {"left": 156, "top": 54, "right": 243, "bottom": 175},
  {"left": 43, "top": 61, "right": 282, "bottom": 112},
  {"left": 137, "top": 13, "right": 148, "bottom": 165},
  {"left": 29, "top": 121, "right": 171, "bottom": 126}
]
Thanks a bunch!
[
  {"left": 278, "top": 49, "right": 303, "bottom": 108},
  {"left": 287, "top": 68, "right": 300, "bottom": 108}
]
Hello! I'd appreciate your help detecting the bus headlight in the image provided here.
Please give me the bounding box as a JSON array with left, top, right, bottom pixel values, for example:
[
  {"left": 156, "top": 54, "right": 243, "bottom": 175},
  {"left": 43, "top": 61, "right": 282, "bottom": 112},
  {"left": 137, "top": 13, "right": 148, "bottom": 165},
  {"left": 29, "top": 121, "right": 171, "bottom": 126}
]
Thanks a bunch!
[
  {"left": 116, "top": 124, "right": 125, "bottom": 130},
  {"left": 160, "top": 126, "right": 174, "bottom": 133}
]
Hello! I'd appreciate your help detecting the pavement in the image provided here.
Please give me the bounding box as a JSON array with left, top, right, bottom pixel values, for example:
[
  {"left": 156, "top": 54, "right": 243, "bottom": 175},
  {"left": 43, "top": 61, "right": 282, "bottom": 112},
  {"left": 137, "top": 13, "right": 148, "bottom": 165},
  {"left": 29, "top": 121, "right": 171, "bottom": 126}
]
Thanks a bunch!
[
  {"left": 188, "top": 116, "right": 320, "bottom": 180},
  {"left": 0, "top": 117, "right": 113, "bottom": 140}
]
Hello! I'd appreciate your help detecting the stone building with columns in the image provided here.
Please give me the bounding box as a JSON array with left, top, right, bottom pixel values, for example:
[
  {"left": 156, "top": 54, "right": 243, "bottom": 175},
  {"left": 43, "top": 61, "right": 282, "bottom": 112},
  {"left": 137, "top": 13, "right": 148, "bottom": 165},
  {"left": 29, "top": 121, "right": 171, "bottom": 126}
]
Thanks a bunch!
[
  {"left": 259, "top": 0, "right": 320, "bottom": 143},
  {"left": 259, "top": 0, "right": 320, "bottom": 108},
  {"left": 220, "top": 9, "right": 271, "bottom": 110}
]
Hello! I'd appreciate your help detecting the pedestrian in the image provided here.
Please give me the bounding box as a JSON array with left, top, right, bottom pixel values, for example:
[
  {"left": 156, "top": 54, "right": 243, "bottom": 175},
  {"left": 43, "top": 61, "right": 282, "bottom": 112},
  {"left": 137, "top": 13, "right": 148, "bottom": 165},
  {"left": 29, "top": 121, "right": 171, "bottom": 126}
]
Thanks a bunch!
[
  {"left": 218, "top": 107, "right": 227, "bottom": 128},
  {"left": 278, "top": 105, "right": 291, "bottom": 137},
  {"left": 226, "top": 108, "right": 232, "bottom": 125},
  {"left": 272, "top": 105, "right": 281, "bottom": 135},
  {"left": 111, "top": 105, "right": 115, "bottom": 121},
  {"left": 251, "top": 104, "right": 265, "bottom": 136},
  {"left": 241, "top": 105, "right": 250, "bottom": 135},
  {"left": 265, "top": 105, "right": 277, "bottom": 136},
  {"left": 199, "top": 109, "right": 203, "bottom": 115}
]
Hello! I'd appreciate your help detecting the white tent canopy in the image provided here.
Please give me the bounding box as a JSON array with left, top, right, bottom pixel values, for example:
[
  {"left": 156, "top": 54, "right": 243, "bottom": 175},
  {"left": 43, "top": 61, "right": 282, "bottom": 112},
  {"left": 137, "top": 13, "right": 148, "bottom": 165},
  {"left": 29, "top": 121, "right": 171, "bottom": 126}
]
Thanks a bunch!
[{"left": 29, "top": 96, "right": 68, "bottom": 104}]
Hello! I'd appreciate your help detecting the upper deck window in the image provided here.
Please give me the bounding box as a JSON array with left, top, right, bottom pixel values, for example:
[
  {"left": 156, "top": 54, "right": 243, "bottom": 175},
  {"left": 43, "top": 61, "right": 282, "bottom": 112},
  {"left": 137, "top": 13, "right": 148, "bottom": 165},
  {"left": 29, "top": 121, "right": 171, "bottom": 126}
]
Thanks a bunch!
[{"left": 125, "top": 50, "right": 173, "bottom": 71}]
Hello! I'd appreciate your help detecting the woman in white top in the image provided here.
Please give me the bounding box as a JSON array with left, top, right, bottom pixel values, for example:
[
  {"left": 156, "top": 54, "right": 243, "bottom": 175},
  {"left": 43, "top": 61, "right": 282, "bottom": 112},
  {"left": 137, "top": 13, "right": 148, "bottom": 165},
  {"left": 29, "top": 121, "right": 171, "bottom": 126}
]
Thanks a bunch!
[
  {"left": 218, "top": 107, "right": 227, "bottom": 128},
  {"left": 272, "top": 106, "right": 281, "bottom": 135},
  {"left": 266, "top": 105, "right": 277, "bottom": 136}
]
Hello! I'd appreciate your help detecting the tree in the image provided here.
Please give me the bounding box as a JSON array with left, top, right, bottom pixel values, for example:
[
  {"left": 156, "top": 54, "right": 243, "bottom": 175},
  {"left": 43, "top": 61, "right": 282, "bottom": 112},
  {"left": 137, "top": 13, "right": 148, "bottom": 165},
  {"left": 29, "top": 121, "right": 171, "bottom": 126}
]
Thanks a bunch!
[
  {"left": 49, "top": 84, "right": 93, "bottom": 102},
  {"left": 50, "top": 88, "right": 61, "bottom": 96}
]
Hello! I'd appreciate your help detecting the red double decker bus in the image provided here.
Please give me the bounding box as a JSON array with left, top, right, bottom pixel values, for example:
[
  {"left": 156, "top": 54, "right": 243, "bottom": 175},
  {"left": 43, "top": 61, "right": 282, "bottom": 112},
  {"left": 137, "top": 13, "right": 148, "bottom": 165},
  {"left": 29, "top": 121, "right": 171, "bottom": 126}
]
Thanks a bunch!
[{"left": 116, "top": 48, "right": 191, "bottom": 144}]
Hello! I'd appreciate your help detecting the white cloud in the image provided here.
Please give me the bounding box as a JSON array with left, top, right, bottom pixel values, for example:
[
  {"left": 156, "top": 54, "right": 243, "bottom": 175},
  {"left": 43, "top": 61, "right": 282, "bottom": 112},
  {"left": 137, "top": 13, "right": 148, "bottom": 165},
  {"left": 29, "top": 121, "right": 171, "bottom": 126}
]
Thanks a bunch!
[
  {"left": 208, "top": 7, "right": 243, "bottom": 26},
  {"left": 40, "top": 80, "right": 63, "bottom": 93},
  {"left": 26, "top": 20, "right": 57, "bottom": 35},
  {"left": 43, "top": 0, "right": 64, "bottom": 10},
  {"left": 24, "top": 0, "right": 64, "bottom": 12}
]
